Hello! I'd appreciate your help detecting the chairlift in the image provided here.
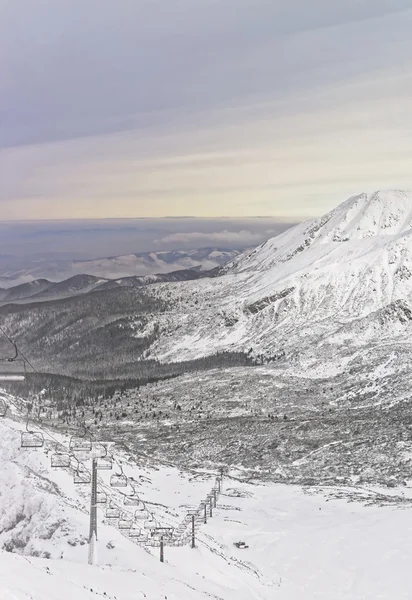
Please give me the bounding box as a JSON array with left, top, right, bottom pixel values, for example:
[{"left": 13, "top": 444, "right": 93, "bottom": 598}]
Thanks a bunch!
[
  {"left": 73, "top": 460, "right": 91, "bottom": 484},
  {"left": 144, "top": 518, "right": 158, "bottom": 530},
  {"left": 133, "top": 531, "right": 149, "bottom": 543},
  {"left": 0, "top": 336, "right": 26, "bottom": 381},
  {"left": 0, "top": 399, "right": 8, "bottom": 417},
  {"left": 128, "top": 524, "right": 143, "bottom": 538},
  {"left": 69, "top": 423, "right": 92, "bottom": 453},
  {"left": 51, "top": 451, "right": 71, "bottom": 468},
  {"left": 96, "top": 456, "right": 113, "bottom": 470},
  {"left": 153, "top": 527, "right": 174, "bottom": 537},
  {"left": 106, "top": 504, "right": 121, "bottom": 519},
  {"left": 91, "top": 441, "right": 112, "bottom": 466},
  {"left": 21, "top": 418, "right": 44, "bottom": 448},
  {"left": 91, "top": 443, "right": 108, "bottom": 459},
  {"left": 110, "top": 464, "right": 128, "bottom": 488},
  {"left": 118, "top": 514, "right": 133, "bottom": 530},
  {"left": 123, "top": 486, "right": 142, "bottom": 507},
  {"left": 95, "top": 490, "right": 107, "bottom": 504},
  {"left": 134, "top": 508, "right": 149, "bottom": 520}
]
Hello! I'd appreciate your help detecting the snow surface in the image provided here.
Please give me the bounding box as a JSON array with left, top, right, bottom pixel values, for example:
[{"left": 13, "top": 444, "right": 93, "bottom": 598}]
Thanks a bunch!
[{"left": 2, "top": 398, "right": 412, "bottom": 599}]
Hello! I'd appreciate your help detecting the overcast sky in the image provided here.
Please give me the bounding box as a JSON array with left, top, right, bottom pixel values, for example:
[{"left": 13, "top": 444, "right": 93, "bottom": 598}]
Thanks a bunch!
[{"left": 1, "top": 0, "right": 412, "bottom": 220}]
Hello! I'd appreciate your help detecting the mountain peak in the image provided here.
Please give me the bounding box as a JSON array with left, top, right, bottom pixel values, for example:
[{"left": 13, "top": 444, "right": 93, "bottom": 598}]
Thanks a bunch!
[
  {"left": 320, "top": 190, "right": 412, "bottom": 242},
  {"left": 225, "top": 190, "right": 412, "bottom": 274}
]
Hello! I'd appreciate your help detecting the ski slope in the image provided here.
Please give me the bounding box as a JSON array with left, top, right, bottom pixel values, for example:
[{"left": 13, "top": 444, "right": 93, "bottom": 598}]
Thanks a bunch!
[{"left": 2, "top": 403, "right": 412, "bottom": 599}]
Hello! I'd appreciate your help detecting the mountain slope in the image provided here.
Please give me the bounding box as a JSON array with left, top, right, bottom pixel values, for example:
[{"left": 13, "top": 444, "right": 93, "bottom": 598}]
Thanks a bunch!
[
  {"left": 2, "top": 190, "right": 412, "bottom": 380},
  {"left": 144, "top": 190, "right": 412, "bottom": 364}
]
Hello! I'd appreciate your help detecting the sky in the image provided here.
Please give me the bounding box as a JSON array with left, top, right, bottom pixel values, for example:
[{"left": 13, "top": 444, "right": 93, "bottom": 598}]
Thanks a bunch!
[{"left": 1, "top": 0, "right": 412, "bottom": 221}]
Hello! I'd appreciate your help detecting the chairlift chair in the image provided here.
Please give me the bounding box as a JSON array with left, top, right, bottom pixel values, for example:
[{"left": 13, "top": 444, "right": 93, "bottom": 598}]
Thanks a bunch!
[
  {"left": 73, "top": 461, "right": 91, "bottom": 484},
  {"left": 134, "top": 508, "right": 149, "bottom": 520},
  {"left": 91, "top": 443, "right": 108, "bottom": 459},
  {"left": 128, "top": 524, "right": 143, "bottom": 538},
  {"left": 110, "top": 464, "right": 128, "bottom": 488},
  {"left": 118, "top": 514, "right": 133, "bottom": 530},
  {"left": 144, "top": 518, "right": 158, "bottom": 530},
  {"left": 106, "top": 504, "right": 121, "bottom": 519},
  {"left": 0, "top": 337, "right": 26, "bottom": 381},
  {"left": 96, "top": 457, "right": 113, "bottom": 471},
  {"left": 69, "top": 424, "right": 92, "bottom": 453},
  {"left": 51, "top": 451, "right": 71, "bottom": 468},
  {"left": 96, "top": 490, "right": 108, "bottom": 504},
  {"left": 153, "top": 527, "right": 174, "bottom": 537},
  {"left": 123, "top": 487, "right": 142, "bottom": 507},
  {"left": 134, "top": 531, "right": 149, "bottom": 543},
  {"left": 0, "top": 399, "right": 8, "bottom": 417},
  {"left": 21, "top": 418, "right": 44, "bottom": 448}
]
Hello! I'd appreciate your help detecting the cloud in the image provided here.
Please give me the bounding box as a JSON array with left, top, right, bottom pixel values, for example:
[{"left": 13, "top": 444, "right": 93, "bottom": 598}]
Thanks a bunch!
[
  {"left": 0, "top": 218, "right": 293, "bottom": 260},
  {"left": 156, "top": 229, "right": 277, "bottom": 248}
]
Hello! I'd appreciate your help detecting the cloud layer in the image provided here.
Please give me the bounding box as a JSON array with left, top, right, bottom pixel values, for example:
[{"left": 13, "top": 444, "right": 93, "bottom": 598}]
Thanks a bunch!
[
  {"left": 1, "top": 0, "right": 412, "bottom": 219},
  {"left": 0, "top": 218, "right": 292, "bottom": 260}
]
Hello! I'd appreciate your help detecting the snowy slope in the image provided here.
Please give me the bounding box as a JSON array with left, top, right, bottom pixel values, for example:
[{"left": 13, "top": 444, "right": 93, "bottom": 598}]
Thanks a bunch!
[
  {"left": 0, "top": 402, "right": 274, "bottom": 599},
  {"left": 139, "top": 190, "right": 412, "bottom": 372},
  {"left": 3, "top": 401, "right": 412, "bottom": 599}
]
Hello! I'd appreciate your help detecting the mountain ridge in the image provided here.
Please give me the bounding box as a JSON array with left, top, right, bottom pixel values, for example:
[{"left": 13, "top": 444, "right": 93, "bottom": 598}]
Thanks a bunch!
[
  {"left": 0, "top": 247, "right": 243, "bottom": 288},
  {"left": 3, "top": 190, "right": 412, "bottom": 381}
]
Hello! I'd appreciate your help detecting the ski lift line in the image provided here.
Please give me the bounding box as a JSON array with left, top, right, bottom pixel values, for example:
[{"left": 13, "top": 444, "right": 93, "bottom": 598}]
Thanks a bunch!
[
  {"left": 0, "top": 325, "right": 19, "bottom": 359},
  {"left": 4, "top": 398, "right": 159, "bottom": 534},
  {"left": 0, "top": 325, "right": 37, "bottom": 374},
  {"left": 5, "top": 364, "right": 211, "bottom": 545},
  {"left": 0, "top": 398, "right": 8, "bottom": 417}
]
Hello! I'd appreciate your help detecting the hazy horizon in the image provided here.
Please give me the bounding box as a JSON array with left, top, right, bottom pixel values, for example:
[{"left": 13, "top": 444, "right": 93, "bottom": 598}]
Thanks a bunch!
[{"left": 0, "top": 216, "right": 296, "bottom": 261}]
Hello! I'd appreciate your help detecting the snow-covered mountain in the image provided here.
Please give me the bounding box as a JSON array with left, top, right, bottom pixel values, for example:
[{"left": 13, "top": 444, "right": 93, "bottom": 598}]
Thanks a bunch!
[{"left": 144, "top": 190, "right": 412, "bottom": 369}]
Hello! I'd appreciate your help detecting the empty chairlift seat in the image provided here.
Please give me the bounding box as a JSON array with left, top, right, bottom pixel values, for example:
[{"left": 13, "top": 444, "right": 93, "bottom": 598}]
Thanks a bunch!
[
  {"left": 69, "top": 434, "right": 92, "bottom": 453},
  {"left": 21, "top": 419, "right": 44, "bottom": 448},
  {"left": 51, "top": 452, "right": 71, "bottom": 468},
  {"left": 110, "top": 466, "right": 128, "bottom": 488},
  {"left": 96, "top": 457, "right": 113, "bottom": 470},
  {"left": 118, "top": 514, "right": 133, "bottom": 530},
  {"left": 134, "top": 508, "right": 150, "bottom": 520},
  {"left": 123, "top": 487, "right": 142, "bottom": 507},
  {"left": 96, "top": 490, "right": 107, "bottom": 505},
  {"left": 21, "top": 430, "right": 44, "bottom": 448},
  {"left": 73, "top": 464, "right": 91, "bottom": 484},
  {"left": 128, "top": 524, "right": 143, "bottom": 538},
  {"left": 106, "top": 504, "right": 121, "bottom": 519},
  {"left": 144, "top": 518, "right": 158, "bottom": 531},
  {"left": 0, "top": 399, "right": 8, "bottom": 417},
  {"left": 0, "top": 358, "right": 26, "bottom": 382}
]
